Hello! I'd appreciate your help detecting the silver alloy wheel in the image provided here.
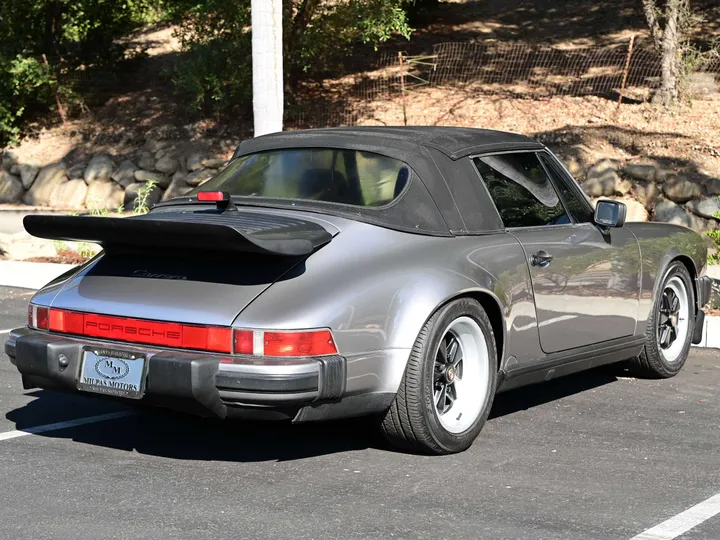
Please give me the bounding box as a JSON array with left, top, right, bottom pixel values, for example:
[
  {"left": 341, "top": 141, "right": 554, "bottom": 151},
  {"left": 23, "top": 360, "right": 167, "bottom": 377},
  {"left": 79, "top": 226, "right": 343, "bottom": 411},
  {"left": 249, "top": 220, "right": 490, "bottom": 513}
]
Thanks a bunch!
[
  {"left": 658, "top": 276, "right": 690, "bottom": 363},
  {"left": 433, "top": 316, "right": 490, "bottom": 434}
]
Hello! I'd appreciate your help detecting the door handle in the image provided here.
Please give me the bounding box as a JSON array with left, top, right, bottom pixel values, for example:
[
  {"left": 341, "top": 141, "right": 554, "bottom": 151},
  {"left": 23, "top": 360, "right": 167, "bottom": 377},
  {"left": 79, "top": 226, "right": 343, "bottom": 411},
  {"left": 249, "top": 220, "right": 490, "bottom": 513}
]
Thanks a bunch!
[{"left": 530, "top": 250, "right": 553, "bottom": 268}]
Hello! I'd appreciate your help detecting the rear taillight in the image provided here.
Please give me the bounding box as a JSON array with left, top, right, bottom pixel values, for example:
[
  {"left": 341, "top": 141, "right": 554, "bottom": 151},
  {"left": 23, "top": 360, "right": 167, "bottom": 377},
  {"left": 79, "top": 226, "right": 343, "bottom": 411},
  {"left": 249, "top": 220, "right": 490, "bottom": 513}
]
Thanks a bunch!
[
  {"left": 230, "top": 329, "right": 337, "bottom": 358},
  {"left": 28, "top": 304, "right": 49, "bottom": 330},
  {"left": 32, "top": 306, "right": 337, "bottom": 358}
]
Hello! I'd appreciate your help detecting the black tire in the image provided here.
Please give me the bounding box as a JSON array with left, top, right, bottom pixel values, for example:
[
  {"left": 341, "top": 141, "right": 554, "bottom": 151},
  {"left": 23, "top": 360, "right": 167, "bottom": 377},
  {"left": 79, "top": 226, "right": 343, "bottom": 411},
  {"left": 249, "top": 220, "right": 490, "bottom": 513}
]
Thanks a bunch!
[
  {"left": 632, "top": 261, "right": 695, "bottom": 378},
  {"left": 379, "top": 298, "right": 498, "bottom": 455}
]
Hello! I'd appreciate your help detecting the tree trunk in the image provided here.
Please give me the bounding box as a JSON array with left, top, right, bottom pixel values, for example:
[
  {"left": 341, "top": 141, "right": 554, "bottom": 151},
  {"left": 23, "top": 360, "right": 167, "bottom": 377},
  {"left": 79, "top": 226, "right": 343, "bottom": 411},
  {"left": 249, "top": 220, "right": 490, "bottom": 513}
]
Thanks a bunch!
[
  {"left": 252, "top": 0, "right": 284, "bottom": 136},
  {"left": 658, "top": 0, "right": 682, "bottom": 105}
]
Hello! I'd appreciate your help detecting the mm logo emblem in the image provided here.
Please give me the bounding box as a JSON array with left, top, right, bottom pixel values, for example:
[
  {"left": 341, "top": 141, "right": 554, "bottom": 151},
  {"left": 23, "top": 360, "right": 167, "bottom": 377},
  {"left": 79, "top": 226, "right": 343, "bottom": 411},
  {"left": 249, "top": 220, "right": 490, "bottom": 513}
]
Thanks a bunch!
[{"left": 94, "top": 358, "right": 130, "bottom": 380}]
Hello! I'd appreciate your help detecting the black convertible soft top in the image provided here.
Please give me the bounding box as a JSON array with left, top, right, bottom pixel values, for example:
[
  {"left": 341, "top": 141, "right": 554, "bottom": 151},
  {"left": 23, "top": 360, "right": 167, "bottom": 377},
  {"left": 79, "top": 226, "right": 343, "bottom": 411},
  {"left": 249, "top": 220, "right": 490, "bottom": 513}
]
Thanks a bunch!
[
  {"left": 159, "top": 127, "right": 545, "bottom": 236},
  {"left": 233, "top": 127, "right": 542, "bottom": 162}
]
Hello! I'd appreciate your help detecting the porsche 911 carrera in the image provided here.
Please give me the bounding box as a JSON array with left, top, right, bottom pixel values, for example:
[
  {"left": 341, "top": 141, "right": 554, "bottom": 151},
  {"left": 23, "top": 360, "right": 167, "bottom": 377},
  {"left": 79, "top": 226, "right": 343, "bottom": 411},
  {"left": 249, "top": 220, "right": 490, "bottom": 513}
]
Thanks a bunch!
[{"left": 5, "top": 127, "right": 713, "bottom": 454}]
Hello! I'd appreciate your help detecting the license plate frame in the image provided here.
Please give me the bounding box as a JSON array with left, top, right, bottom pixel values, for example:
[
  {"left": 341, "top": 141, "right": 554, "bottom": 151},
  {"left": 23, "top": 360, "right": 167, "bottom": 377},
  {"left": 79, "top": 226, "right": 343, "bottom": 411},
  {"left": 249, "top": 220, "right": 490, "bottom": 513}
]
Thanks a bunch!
[{"left": 78, "top": 347, "right": 148, "bottom": 400}]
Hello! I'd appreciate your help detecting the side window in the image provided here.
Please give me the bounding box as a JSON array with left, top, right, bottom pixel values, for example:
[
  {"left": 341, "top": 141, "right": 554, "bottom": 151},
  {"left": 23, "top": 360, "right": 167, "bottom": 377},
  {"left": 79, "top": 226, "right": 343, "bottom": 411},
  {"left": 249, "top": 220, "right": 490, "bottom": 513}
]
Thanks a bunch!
[
  {"left": 473, "top": 153, "right": 569, "bottom": 228},
  {"left": 539, "top": 154, "right": 595, "bottom": 224}
]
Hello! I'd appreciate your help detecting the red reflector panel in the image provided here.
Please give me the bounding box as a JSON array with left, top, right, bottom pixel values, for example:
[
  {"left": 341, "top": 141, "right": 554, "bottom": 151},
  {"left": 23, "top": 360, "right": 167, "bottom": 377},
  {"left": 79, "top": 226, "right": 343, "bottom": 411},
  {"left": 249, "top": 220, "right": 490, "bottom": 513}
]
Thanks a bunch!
[
  {"left": 47, "top": 309, "right": 232, "bottom": 354},
  {"left": 197, "top": 191, "right": 227, "bottom": 202},
  {"left": 263, "top": 330, "right": 337, "bottom": 357},
  {"left": 233, "top": 329, "right": 254, "bottom": 355},
  {"left": 50, "top": 309, "right": 83, "bottom": 334}
]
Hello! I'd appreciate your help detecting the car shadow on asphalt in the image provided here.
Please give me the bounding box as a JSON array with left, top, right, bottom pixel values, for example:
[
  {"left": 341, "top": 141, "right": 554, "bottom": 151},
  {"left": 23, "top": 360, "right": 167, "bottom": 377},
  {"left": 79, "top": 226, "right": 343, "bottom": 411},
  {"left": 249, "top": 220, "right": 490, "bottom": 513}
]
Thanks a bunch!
[{"left": 6, "top": 366, "right": 621, "bottom": 461}]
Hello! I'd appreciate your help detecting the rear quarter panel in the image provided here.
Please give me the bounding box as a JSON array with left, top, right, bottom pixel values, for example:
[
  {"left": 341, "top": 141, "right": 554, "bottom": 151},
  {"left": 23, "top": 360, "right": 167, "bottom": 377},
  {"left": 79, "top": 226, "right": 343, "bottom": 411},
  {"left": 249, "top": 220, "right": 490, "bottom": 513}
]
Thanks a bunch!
[
  {"left": 233, "top": 220, "right": 542, "bottom": 393},
  {"left": 625, "top": 222, "right": 707, "bottom": 330}
]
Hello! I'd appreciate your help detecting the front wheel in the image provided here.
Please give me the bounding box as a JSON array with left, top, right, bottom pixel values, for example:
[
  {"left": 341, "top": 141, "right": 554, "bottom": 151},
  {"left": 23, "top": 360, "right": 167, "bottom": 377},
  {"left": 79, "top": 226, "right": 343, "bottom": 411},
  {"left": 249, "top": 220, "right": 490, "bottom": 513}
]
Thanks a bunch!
[
  {"left": 379, "top": 298, "right": 498, "bottom": 455},
  {"left": 633, "top": 261, "right": 695, "bottom": 378}
]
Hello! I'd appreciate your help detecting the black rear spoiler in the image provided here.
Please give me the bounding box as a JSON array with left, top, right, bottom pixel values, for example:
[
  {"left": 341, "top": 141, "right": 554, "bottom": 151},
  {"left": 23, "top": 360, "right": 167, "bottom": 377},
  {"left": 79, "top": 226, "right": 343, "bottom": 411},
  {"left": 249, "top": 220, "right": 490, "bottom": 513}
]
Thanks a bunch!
[{"left": 23, "top": 211, "right": 333, "bottom": 257}]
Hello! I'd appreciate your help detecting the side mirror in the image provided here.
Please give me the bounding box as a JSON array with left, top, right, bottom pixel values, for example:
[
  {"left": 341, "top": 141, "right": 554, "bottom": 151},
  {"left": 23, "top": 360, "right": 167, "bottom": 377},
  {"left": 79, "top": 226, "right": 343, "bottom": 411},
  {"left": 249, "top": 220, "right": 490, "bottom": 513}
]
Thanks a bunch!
[{"left": 594, "top": 200, "right": 627, "bottom": 228}]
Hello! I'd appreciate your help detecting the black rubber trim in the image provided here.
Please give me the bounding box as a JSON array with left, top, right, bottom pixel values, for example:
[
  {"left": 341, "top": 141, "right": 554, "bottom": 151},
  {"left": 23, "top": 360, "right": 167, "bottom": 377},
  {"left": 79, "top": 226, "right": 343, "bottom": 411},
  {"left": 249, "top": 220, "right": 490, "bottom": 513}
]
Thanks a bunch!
[
  {"left": 317, "top": 356, "right": 346, "bottom": 400},
  {"left": 215, "top": 371, "right": 319, "bottom": 393},
  {"left": 692, "top": 310, "right": 706, "bottom": 345},
  {"left": 500, "top": 335, "right": 645, "bottom": 392}
]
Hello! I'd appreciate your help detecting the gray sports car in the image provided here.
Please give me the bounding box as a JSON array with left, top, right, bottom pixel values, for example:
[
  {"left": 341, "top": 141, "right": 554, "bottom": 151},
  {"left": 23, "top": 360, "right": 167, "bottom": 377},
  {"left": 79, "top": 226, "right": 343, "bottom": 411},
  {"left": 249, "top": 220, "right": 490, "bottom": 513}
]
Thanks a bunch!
[{"left": 5, "top": 127, "right": 713, "bottom": 454}]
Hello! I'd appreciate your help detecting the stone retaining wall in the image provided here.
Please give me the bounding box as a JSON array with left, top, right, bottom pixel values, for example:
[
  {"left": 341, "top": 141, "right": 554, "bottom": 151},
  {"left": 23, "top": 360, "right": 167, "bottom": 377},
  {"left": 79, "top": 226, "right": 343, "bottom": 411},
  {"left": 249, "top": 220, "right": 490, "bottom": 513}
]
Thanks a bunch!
[{"left": 0, "top": 139, "right": 233, "bottom": 211}]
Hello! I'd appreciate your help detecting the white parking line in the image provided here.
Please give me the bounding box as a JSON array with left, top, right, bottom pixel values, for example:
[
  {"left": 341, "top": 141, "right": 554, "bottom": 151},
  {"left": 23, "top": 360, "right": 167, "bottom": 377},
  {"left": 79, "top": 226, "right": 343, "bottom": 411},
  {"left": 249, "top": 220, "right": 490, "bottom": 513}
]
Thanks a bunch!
[
  {"left": 0, "top": 411, "right": 136, "bottom": 442},
  {"left": 0, "top": 329, "right": 13, "bottom": 335},
  {"left": 630, "top": 493, "right": 720, "bottom": 540}
]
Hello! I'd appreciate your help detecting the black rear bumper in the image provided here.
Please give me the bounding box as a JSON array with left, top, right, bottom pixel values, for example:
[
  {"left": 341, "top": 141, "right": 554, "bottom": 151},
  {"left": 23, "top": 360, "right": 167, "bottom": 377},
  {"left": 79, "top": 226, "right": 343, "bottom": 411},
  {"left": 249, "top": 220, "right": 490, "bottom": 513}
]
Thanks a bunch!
[{"left": 5, "top": 328, "right": 346, "bottom": 419}]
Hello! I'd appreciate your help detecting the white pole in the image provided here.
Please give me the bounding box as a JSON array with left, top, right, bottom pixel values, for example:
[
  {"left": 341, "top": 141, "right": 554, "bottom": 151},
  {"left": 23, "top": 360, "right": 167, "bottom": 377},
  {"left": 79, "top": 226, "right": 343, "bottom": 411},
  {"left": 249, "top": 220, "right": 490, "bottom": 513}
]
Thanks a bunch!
[{"left": 251, "top": 0, "right": 284, "bottom": 137}]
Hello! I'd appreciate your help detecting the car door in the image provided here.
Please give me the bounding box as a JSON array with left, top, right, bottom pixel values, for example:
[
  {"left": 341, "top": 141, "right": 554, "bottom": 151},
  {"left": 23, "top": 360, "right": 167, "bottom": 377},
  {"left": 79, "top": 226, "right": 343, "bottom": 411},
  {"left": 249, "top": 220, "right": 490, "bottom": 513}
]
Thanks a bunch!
[{"left": 473, "top": 151, "right": 641, "bottom": 354}]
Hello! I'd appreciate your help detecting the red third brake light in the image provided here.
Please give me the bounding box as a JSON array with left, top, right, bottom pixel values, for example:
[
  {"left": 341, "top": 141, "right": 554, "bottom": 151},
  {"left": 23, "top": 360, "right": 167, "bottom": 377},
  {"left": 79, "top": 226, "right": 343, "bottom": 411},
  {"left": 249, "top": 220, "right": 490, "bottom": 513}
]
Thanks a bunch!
[{"left": 197, "top": 191, "right": 228, "bottom": 202}]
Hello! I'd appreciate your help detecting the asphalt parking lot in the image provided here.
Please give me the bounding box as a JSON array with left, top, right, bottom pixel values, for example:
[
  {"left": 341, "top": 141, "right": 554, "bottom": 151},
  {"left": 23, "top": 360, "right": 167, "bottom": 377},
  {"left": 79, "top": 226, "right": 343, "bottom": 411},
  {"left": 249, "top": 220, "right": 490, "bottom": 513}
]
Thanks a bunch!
[{"left": 1, "top": 285, "right": 719, "bottom": 540}]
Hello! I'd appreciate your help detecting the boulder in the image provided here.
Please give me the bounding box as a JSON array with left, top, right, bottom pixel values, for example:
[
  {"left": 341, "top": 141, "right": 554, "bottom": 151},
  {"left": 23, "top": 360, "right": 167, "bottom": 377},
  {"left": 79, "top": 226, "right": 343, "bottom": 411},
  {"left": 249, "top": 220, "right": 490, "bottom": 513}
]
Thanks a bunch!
[
  {"left": 18, "top": 164, "right": 40, "bottom": 189},
  {"left": 582, "top": 159, "right": 619, "bottom": 197},
  {"left": 707, "top": 179, "right": 720, "bottom": 196},
  {"left": 185, "top": 168, "right": 216, "bottom": 187},
  {"left": 662, "top": 176, "right": 702, "bottom": 203},
  {"left": 84, "top": 180, "right": 125, "bottom": 211},
  {"left": 633, "top": 181, "right": 659, "bottom": 211},
  {"left": 66, "top": 163, "right": 86, "bottom": 181},
  {"left": 23, "top": 161, "right": 68, "bottom": 205},
  {"left": 161, "top": 172, "right": 193, "bottom": 202},
  {"left": 0, "top": 171, "right": 24, "bottom": 203},
  {"left": 615, "top": 178, "right": 632, "bottom": 196},
  {"left": 653, "top": 199, "right": 715, "bottom": 232},
  {"left": 185, "top": 151, "right": 206, "bottom": 172},
  {"left": 145, "top": 138, "right": 169, "bottom": 153},
  {"left": 50, "top": 179, "right": 88, "bottom": 210},
  {"left": 1, "top": 151, "right": 17, "bottom": 171},
  {"left": 9, "top": 164, "right": 20, "bottom": 175},
  {"left": 137, "top": 151, "right": 155, "bottom": 171},
  {"left": 84, "top": 154, "right": 114, "bottom": 184},
  {"left": 201, "top": 157, "right": 226, "bottom": 169},
  {"left": 111, "top": 160, "right": 139, "bottom": 188},
  {"left": 134, "top": 169, "right": 169, "bottom": 188},
  {"left": 686, "top": 198, "right": 720, "bottom": 220},
  {"left": 155, "top": 156, "right": 179, "bottom": 174},
  {"left": 124, "top": 182, "right": 162, "bottom": 211},
  {"left": 623, "top": 164, "right": 658, "bottom": 183}
]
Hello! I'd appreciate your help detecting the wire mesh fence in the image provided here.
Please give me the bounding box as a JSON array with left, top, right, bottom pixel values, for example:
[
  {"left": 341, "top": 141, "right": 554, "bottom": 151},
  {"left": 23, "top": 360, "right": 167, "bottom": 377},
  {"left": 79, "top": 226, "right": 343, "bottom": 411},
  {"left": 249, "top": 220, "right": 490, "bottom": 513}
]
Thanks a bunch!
[{"left": 287, "top": 40, "right": 720, "bottom": 129}]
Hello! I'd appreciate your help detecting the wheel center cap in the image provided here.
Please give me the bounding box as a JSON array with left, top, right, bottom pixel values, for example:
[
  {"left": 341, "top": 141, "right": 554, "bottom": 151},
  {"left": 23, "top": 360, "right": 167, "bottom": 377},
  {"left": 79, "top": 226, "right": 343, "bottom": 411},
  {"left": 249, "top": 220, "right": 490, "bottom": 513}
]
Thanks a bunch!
[{"left": 445, "top": 366, "right": 455, "bottom": 384}]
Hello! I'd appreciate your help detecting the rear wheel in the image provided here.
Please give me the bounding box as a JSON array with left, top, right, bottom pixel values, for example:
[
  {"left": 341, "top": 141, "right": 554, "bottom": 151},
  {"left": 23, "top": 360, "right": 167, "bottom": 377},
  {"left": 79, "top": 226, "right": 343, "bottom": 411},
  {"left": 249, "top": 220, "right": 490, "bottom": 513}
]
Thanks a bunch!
[
  {"left": 633, "top": 261, "right": 694, "bottom": 378},
  {"left": 379, "top": 298, "right": 497, "bottom": 454}
]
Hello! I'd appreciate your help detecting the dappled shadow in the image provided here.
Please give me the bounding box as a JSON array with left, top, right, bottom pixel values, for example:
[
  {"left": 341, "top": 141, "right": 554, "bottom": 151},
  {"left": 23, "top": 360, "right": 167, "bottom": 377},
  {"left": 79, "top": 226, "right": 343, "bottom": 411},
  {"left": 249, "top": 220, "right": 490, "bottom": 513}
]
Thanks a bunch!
[
  {"left": 372, "top": 0, "right": 719, "bottom": 58},
  {"left": 534, "top": 124, "right": 720, "bottom": 191}
]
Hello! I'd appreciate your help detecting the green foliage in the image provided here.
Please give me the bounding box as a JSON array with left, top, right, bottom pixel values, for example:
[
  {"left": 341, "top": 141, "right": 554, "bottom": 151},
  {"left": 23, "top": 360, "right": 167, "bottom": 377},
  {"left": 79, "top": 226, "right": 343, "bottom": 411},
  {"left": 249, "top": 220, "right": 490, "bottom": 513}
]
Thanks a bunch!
[
  {"left": 169, "top": 0, "right": 412, "bottom": 116},
  {"left": 133, "top": 179, "right": 158, "bottom": 214},
  {"left": 708, "top": 200, "right": 720, "bottom": 265},
  {"left": 0, "top": 0, "right": 415, "bottom": 140},
  {"left": 0, "top": 55, "right": 55, "bottom": 146},
  {"left": 292, "top": 0, "right": 412, "bottom": 75},
  {"left": 0, "top": 0, "right": 166, "bottom": 145}
]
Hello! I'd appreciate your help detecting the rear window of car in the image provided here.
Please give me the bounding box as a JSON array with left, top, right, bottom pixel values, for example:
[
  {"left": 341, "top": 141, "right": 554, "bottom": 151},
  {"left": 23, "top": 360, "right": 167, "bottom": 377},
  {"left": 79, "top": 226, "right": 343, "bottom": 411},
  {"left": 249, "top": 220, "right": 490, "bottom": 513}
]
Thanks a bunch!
[{"left": 192, "top": 148, "right": 411, "bottom": 207}]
